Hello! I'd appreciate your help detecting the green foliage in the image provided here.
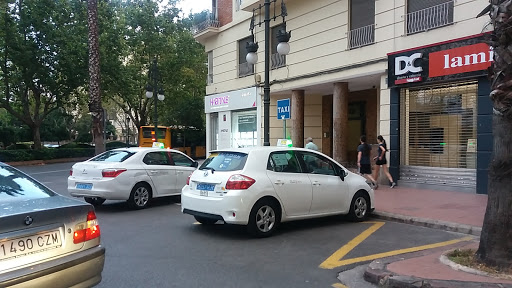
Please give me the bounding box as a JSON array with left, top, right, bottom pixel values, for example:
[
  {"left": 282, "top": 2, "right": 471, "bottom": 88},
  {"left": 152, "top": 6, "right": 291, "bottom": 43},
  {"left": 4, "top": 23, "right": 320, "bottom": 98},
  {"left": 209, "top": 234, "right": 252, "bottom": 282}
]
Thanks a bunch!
[
  {"left": 41, "top": 109, "right": 73, "bottom": 142},
  {"left": 106, "top": 141, "right": 135, "bottom": 149},
  {"left": 0, "top": 148, "right": 95, "bottom": 162}
]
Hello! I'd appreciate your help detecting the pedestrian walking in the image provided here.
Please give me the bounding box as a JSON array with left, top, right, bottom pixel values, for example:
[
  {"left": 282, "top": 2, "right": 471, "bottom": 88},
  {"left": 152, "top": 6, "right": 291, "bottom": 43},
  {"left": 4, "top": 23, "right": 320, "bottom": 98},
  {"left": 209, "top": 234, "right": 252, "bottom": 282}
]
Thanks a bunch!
[
  {"left": 357, "top": 135, "right": 378, "bottom": 189},
  {"left": 373, "top": 135, "right": 397, "bottom": 188},
  {"left": 305, "top": 137, "right": 318, "bottom": 151}
]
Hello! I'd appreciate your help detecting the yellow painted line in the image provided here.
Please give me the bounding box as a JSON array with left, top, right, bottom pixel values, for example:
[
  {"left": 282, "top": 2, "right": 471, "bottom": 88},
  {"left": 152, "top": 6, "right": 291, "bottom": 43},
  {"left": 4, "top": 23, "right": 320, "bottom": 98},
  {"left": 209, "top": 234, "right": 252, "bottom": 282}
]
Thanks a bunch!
[
  {"left": 321, "top": 235, "right": 473, "bottom": 269},
  {"left": 320, "top": 221, "right": 385, "bottom": 269},
  {"left": 332, "top": 283, "right": 348, "bottom": 288}
]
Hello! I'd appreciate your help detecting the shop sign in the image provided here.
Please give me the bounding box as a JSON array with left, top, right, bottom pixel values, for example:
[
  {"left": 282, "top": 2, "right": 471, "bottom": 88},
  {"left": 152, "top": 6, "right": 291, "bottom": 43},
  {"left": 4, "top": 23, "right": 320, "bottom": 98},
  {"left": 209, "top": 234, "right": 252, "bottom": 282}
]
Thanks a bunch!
[
  {"left": 204, "top": 87, "right": 257, "bottom": 113},
  {"left": 388, "top": 34, "right": 492, "bottom": 87}
]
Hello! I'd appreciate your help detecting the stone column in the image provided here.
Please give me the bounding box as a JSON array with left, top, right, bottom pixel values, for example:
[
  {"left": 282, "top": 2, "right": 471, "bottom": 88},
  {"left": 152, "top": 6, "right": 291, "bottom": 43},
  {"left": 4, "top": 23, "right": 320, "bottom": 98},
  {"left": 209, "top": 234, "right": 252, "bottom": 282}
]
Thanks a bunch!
[
  {"left": 291, "top": 90, "right": 304, "bottom": 148},
  {"left": 333, "top": 82, "right": 349, "bottom": 165}
]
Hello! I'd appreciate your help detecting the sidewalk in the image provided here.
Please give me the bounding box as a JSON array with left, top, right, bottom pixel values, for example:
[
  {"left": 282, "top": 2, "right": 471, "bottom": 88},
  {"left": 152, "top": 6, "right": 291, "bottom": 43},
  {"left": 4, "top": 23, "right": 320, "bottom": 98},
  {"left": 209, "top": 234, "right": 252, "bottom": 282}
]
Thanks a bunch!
[{"left": 363, "top": 185, "right": 512, "bottom": 288}]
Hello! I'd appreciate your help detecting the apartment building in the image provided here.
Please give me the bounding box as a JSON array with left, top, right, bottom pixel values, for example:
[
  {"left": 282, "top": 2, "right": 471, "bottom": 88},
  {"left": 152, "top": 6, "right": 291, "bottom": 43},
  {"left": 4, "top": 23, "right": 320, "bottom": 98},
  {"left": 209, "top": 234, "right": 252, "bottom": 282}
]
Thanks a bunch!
[{"left": 193, "top": 0, "right": 492, "bottom": 194}]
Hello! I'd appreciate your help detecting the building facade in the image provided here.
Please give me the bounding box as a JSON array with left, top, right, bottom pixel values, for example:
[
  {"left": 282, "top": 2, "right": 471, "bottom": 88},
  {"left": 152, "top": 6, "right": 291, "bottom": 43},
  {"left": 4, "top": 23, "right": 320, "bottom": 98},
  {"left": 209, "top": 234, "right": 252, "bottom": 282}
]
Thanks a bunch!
[{"left": 194, "top": 0, "right": 492, "bottom": 194}]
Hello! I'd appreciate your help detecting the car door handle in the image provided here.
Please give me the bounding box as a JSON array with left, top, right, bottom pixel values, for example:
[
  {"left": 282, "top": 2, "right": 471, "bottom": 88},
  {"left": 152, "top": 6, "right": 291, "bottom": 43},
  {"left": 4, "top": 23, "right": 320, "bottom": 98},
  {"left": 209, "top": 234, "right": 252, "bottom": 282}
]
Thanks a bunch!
[
  {"left": 274, "top": 180, "right": 285, "bottom": 185},
  {"left": 150, "top": 170, "right": 158, "bottom": 174},
  {"left": 177, "top": 171, "right": 184, "bottom": 174},
  {"left": 312, "top": 181, "right": 321, "bottom": 186}
]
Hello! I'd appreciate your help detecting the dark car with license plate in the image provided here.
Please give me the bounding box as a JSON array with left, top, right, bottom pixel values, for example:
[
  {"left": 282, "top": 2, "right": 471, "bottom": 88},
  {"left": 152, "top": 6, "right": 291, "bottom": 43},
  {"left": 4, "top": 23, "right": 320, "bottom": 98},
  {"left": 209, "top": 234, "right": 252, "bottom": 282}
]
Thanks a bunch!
[{"left": 0, "top": 162, "right": 105, "bottom": 287}]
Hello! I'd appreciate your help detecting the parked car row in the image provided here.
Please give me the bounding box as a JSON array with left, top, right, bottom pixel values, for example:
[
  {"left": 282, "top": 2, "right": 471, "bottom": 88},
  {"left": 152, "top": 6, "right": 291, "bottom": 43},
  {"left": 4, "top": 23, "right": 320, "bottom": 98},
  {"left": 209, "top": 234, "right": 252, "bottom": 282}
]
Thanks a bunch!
[{"left": 1, "top": 146, "right": 374, "bottom": 287}]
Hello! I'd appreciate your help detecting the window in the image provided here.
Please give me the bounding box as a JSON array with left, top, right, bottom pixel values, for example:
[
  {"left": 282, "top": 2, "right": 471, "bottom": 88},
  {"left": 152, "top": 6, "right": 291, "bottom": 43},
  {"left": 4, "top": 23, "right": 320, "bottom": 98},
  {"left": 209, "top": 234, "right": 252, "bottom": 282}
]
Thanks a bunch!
[
  {"left": 200, "top": 152, "right": 248, "bottom": 171},
  {"left": 207, "top": 51, "right": 213, "bottom": 85},
  {"left": 271, "top": 24, "right": 286, "bottom": 69},
  {"left": 231, "top": 110, "right": 257, "bottom": 148},
  {"left": 267, "top": 151, "right": 302, "bottom": 173},
  {"left": 143, "top": 152, "right": 170, "bottom": 166},
  {"left": 90, "top": 150, "right": 135, "bottom": 162},
  {"left": 0, "top": 165, "right": 54, "bottom": 203},
  {"left": 299, "top": 152, "right": 337, "bottom": 176},
  {"left": 238, "top": 36, "right": 254, "bottom": 77},
  {"left": 407, "top": 0, "right": 454, "bottom": 34},
  {"left": 142, "top": 127, "right": 166, "bottom": 139},
  {"left": 348, "top": 0, "right": 375, "bottom": 49},
  {"left": 170, "top": 152, "right": 194, "bottom": 167}
]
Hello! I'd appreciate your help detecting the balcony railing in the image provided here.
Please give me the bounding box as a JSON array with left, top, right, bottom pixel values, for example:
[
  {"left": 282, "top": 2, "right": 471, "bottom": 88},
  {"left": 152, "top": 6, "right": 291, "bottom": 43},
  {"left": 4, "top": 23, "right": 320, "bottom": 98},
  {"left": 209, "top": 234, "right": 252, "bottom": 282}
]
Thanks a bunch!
[
  {"left": 348, "top": 24, "right": 375, "bottom": 49},
  {"left": 406, "top": 1, "right": 454, "bottom": 35},
  {"left": 238, "top": 62, "right": 254, "bottom": 77},
  {"left": 192, "top": 14, "right": 221, "bottom": 35},
  {"left": 270, "top": 53, "right": 286, "bottom": 69}
]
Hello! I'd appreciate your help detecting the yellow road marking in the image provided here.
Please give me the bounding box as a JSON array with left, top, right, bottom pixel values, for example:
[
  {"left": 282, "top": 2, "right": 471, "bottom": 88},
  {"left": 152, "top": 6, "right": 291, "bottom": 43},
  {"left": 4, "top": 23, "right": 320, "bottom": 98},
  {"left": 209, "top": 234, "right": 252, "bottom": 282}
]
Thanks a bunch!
[
  {"left": 320, "top": 219, "right": 473, "bottom": 270},
  {"left": 332, "top": 283, "right": 348, "bottom": 288},
  {"left": 320, "top": 221, "right": 385, "bottom": 269}
]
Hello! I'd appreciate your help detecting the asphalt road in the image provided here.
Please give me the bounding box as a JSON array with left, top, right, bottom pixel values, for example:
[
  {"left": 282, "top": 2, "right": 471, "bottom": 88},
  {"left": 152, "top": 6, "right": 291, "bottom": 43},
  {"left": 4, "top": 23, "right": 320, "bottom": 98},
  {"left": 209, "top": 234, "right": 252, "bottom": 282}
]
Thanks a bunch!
[{"left": 16, "top": 162, "right": 470, "bottom": 288}]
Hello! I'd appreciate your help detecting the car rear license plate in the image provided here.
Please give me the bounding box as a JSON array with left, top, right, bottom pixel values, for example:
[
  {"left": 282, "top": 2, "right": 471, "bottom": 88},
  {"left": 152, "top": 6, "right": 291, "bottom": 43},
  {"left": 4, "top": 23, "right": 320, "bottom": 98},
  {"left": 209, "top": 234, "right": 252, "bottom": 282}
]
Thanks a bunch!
[
  {"left": 0, "top": 230, "right": 62, "bottom": 261},
  {"left": 197, "top": 183, "right": 215, "bottom": 191},
  {"left": 76, "top": 183, "right": 93, "bottom": 190}
]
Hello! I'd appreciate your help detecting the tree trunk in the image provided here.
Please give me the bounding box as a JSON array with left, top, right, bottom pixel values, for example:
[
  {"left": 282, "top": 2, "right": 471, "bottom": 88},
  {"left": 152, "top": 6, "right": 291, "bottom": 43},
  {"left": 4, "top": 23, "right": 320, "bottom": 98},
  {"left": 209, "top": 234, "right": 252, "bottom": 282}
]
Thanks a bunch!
[
  {"left": 87, "top": 0, "right": 104, "bottom": 155},
  {"left": 477, "top": 114, "right": 512, "bottom": 268},
  {"left": 31, "top": 125, "right": 42, "bottom": 150},
  {"left": 476, "top": 0, "right": 512, "bottom": 269}
]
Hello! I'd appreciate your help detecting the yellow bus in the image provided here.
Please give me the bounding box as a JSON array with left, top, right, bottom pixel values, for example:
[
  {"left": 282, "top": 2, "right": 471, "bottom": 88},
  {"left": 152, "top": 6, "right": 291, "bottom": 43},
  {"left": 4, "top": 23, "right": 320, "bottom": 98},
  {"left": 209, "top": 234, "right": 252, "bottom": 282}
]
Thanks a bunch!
[{"left": 138, "top": 125, "right": 206, "bottom": 159}]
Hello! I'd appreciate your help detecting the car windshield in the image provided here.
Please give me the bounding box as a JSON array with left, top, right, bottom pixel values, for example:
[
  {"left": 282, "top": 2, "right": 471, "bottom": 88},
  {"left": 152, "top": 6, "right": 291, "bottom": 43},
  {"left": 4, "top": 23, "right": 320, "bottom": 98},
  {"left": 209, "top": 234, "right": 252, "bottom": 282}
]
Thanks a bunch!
[
  {"left": 199, "top": 152, "right": 248, "bottom": 171},
  {"left": 90, "top": 150, "right": 135, "bottom": 162},
  {"left": 0, "top": 165, "right": 54, "bottom": 203}
]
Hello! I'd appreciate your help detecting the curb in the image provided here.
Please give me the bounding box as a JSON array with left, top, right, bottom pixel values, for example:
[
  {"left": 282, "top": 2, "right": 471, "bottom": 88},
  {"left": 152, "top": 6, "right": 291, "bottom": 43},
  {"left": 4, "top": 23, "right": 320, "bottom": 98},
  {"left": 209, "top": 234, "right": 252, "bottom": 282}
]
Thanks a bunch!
[
  {"left": 371, "top": 211, "right": 482, "bottom": 237},
  {"left": 5, "top": 157, "right": 90, "bottom": 167},
  {"left": 364, "top": 258, "right": 512, "bottom": 288}
]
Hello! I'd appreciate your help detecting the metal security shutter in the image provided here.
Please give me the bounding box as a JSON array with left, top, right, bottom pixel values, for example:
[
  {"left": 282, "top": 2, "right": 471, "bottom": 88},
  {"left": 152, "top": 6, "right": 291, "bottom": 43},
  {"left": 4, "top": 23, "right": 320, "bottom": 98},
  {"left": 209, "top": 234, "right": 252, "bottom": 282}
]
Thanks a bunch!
[{"left": 400, "top": 81, "right": 478, "bottom": 169}]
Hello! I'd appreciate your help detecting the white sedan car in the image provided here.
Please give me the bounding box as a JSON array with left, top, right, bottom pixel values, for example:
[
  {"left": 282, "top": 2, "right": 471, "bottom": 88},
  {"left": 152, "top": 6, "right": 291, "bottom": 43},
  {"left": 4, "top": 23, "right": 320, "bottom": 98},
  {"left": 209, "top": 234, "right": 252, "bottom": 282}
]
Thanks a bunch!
[
  {"left": 68, "top": 147, "right": 198, "bottom": 209},
  {"left": 181, "top": 146, "right": 375, "bottom": 237}
]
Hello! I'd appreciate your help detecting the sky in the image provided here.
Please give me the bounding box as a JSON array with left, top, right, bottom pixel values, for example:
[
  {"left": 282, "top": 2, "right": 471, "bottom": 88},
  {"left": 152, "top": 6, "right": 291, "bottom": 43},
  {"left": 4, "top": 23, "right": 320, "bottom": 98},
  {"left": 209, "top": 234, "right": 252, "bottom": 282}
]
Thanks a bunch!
[{"left": 176, "top": 0, "right": 211, "bottom": 15}]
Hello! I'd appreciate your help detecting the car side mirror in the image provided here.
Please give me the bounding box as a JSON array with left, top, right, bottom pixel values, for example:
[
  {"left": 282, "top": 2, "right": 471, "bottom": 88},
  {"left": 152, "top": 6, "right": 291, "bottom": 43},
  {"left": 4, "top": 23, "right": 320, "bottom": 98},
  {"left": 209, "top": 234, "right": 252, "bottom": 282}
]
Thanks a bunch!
[
  {"left": 192, "top": 161, "right": 199, "bottom": 168},
  {"left": 340, "top": 169, "right": 347, "bottom": 181}
]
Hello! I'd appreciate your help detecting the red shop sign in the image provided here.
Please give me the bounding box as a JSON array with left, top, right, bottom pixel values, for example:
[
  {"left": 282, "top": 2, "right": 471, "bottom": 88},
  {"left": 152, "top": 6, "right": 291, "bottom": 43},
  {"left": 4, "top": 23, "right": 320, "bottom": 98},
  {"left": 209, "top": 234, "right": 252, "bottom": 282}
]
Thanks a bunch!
[{"left": 429, "top": 43, "right": 493, "bottom": 77}]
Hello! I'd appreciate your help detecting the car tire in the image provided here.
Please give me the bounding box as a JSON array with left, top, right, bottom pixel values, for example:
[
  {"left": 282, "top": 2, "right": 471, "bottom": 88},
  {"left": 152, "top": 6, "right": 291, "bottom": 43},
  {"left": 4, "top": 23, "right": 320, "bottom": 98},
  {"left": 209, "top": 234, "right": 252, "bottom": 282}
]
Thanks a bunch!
[
  {"left": 84, "top": 197, "right": 106, "bottom": 206},
  {"left": 247, "top": 198, "right": 281, "bottom": 238},
  {"left": 194, "top": 216, "right": 217, "bottom": 225},
  {"left": 128, "top": 183, "right": 152, "bottom": 209},
  {"left": 348, "top": 191, "right": 370, "bottom": 222}
]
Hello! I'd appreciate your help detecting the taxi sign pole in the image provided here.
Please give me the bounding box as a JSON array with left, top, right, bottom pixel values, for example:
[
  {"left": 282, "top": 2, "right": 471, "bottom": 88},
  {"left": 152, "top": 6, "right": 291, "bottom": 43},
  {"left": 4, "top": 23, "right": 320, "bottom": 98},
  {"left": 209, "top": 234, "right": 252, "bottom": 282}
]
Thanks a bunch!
[{"left": 282, "top": 115, "right": 286, "bottom": 138}]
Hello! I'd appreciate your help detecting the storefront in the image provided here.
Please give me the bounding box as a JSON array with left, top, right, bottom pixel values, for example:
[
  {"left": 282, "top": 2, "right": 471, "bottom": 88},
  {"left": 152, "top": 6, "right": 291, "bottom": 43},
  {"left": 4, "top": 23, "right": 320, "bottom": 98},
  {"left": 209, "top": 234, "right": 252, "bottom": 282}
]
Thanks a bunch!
[
  {"left": 204, "top": 87, "right": 260, "bottom": 153},
  {"left": 387, "top": 34, "right": 493, "bottom": 194}
]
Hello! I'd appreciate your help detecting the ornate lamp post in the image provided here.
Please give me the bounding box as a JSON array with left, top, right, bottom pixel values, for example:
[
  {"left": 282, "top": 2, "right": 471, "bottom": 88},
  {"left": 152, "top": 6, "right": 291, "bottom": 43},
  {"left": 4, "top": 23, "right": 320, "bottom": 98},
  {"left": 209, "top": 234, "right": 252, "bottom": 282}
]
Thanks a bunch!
[
  {"left": 145, "top": 58, "right": 165, "bottom": 142},
  {"left": 246, "top": 0, "right": 291, "bottom": 146}
]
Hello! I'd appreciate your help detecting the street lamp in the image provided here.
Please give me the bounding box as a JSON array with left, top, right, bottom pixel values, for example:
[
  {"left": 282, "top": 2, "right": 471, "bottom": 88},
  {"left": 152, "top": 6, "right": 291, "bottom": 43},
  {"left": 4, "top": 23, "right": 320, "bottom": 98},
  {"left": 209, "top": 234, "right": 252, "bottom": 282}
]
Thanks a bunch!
[
  {"left": 145, "top": 58, "right": 165, "bottom": 142},
  {"left": 125, "top": 115, "right": 130, "bottom": 147},
  {"left": 246, "top": 0, "right": 291, "bottom": 146}
]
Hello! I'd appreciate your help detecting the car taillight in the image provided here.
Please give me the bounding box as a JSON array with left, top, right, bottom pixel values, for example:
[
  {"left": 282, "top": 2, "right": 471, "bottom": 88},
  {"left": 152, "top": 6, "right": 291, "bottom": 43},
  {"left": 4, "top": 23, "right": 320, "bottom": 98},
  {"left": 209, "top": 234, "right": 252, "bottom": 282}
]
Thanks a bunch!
[
  {"left": 70, "top": 169, "right": 73, "bottom": 176},
  {"left": 225, "top": 174, "right": 255, "bottom": 190},
  {"left": 73, "top": 210, "right": 101, "bottom": 244},
  {"left": 102, "top": 169, "right": 127, "bottom": 178},
  {"left": 186, "top": 173, "right": 192, "bottom": 185}
]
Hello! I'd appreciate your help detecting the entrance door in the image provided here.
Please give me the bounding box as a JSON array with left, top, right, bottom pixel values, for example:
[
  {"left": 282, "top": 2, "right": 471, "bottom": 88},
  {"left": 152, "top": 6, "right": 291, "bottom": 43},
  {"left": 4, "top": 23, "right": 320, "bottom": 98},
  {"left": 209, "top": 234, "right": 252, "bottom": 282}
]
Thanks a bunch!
[{"left": 348, "top": 102, "right": 366, "bottom": 164}]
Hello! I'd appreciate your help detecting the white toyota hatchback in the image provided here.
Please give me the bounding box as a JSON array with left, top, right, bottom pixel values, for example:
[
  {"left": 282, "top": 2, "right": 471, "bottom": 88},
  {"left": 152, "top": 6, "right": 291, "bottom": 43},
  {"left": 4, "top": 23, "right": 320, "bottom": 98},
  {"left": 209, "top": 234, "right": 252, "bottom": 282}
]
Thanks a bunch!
[
  {"left": 181, "top": 146, "right": 375, "bottom": 237},
  {"left": 68, "top": 147, "right": 198, "bottom": 209}
]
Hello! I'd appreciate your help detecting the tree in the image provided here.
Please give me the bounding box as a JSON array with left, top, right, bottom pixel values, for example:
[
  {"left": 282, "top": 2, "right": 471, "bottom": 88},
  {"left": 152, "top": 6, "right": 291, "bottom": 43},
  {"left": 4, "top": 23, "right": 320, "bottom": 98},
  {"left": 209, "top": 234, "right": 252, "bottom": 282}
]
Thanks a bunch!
[
  {"left": 40, "top": 108, "right": 72, "bottom": 144},
  {"left": 87, "top": 0, "right": 104, "bottom": 154},
  {"left": 476, "top": 1, "right": 512, "bottom": 269},
  {"left": 0, "top": 0, "right": 88, "bottom": 150}
]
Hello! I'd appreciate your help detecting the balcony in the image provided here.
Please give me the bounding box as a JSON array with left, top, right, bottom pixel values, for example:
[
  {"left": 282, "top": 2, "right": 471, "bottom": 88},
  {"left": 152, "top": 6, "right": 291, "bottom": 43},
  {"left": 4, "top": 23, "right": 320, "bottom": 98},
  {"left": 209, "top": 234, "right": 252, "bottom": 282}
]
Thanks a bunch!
[
  {"left": 347, "top": 24, "right": 375, "bottom": 49},
  {"left": 192, "top": 13, "right": 220, "bottom": 42},
  {"left": 240, "top": 0, "right": 289, "bottom": 12},
  {"left": 270, "top": 53, "right": 286, "bottom": 69},
  {"left": 406, "top": 1, "right": 454, "bottom": 35}
]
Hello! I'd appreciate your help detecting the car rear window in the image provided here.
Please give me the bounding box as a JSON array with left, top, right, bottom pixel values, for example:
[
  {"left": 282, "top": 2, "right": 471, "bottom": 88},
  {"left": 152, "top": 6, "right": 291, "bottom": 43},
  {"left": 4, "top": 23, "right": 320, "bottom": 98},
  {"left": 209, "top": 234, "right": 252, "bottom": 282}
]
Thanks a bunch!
[
  {"left": 90, "top": 150, "right": 135, "bottom": 162},
  {"left": 0, "top": 165, "right": 54, "bottom": 202},
  {"left": 199, "top": 152, "right": 248, "bottom": 171}
]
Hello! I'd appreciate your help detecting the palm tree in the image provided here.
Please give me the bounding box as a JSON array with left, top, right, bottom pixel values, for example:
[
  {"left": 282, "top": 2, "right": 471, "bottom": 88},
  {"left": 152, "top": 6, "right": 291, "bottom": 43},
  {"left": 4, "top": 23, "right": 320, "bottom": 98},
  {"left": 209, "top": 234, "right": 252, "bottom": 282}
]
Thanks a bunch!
[
  {"left": 476, "top": 0, "right": 512, "bottom": 269},
  {"left": 87, "top": 0, "right": 105, "bottom": 154}
]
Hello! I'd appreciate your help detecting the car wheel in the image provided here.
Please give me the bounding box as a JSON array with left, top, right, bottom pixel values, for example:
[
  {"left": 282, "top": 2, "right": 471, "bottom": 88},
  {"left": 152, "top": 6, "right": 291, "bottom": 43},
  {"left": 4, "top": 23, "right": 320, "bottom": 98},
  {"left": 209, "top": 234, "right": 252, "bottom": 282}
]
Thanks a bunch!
[
  {"left": 194, "top": 216, "right": 217, "bottom": 225},
  {"left": 84, "top": 197, "right": 106, "bottom": 206},
  {"left": 128, "top": 183, "right": 152, "bottom": 209},
  {"left": 247, "top": 198, "right": 281, "bottom": 237},
  {"left": 348, "top": 191, "right": 370, "bottom": 222}
]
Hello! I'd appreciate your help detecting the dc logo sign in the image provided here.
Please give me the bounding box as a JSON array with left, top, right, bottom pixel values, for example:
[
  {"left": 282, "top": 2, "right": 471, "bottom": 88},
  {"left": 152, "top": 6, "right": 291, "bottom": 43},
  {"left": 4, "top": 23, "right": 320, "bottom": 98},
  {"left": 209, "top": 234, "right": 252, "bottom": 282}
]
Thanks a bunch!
[{"left": 395, "top": 53, "right": 423, "bottom": 75}]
